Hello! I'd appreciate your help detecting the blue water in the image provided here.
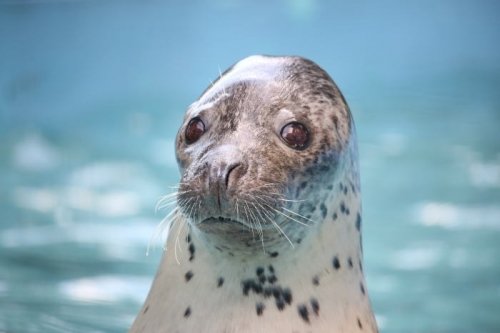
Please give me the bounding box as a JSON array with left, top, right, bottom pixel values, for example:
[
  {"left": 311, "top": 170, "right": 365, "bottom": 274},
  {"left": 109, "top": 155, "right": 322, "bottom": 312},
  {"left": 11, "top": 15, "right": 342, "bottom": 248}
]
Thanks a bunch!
[{"left": 1, "top": 1, "right": 499, "bottom": 332}]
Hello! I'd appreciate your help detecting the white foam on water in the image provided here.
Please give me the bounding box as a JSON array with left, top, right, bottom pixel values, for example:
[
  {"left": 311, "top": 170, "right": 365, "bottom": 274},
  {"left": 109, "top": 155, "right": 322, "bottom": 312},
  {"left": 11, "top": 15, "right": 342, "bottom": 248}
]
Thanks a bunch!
[
  {"left": 96, "top": 191, "right": 142, "bottom": 217},
  {"left": 12, "top": 185, "right": 144, "bottom": 218},
  {"left": 59, "top": 275, "right": 151, "bottom": 303},
  {"left": 68, "top": 161, "right": 146, "bottom": 189},
  {"left": 12, "top": 133, "right": 61, "bottom": 172},
  {"left": 453, "top": 145, "right": 500, "bottom": 188},
  {"left": 0, "top": 219, "right": 157, "bottom": 253},
  {"left": 391, "top": 246, "right": 442, "bottom": 271},
  {"left": 416, "top": 202, "right": 500, "bottom": 230},
  {"left": 468, "top": 158, "right": 500, "bottom": 188},
  {"left": 369, "top": 275, "right": 399, "bottom": 293},
  {"left": 12, "top": 187, "right": 59, "bottom": 213}
]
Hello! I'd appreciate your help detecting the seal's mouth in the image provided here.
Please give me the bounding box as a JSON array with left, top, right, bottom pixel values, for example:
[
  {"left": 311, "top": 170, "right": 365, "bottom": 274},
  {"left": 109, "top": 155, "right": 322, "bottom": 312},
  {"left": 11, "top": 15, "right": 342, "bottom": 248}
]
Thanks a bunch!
[{"left": 201, "top": 216, "right": 248, "bottom": 228}]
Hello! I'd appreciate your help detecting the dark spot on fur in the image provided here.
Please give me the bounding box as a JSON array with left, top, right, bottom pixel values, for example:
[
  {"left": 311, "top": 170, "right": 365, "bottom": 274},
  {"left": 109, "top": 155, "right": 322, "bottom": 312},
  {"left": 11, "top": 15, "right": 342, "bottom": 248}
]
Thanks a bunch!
[
  {"left": 348, "top": 257, "right": 353, "bottom": 268},
  {"left": 359, "top": 260, "right": 363, "bottom": 272},
  {"left": 300, "top": 181, "right": 308, "bottom": 189},
  {"left": 357, "top": 317, "right": 363, "bottom": 329},
  {"left": 299, "top": 202, "right": 315, "bottom": 213},
  {"left": 263, "top": 287, "right": 273, "bottom": 298},
  {"left": 343, "top": 185, "right": 348, "bottom": 195},
  {"left": 184, "top": 307, "right": 191, "bottom": 318},
  {"left": 338, "top": 200, "right": 350, "bottom": 215},
  {"left": 242, "top": 280, "right": 251, "bottom": 296},
  {"left": 360, "top": 282, "right": 366, "bottom": 295},
  {"left": 259, "top": 274, "right": 266, "bottom": 284},
  {"left": 356, "top": 212, "right": 362, "bottom": 231},
  {"left": 298, "top": 304, "right": 310, "bottom": 323},
  {"left": 297, "top": 238, "right": 302, "bottom": 244},
  {"left": 331, "top": 114, "right": 339, "bottom": 130},
  {"left": 269, "top": 251, "right": 279, "bottom": 258},
  {"left": 268, "top": 265, "right": 275, "bottom": 274},
  {"left": 320, "top": 203, "right": 327, "bottom": 218},
  {"left": 186, "top": 234, "right": 191, "bottom": 243},
  {"left": 332, "top": 212, "right": 338, "bottom": 221},
  {"left": 350, "top": 181, "right": 357, "bottom": 194},
  {"left": 143, "top": 305, "right": 149, "bottom": 314},
  {"left": 185, "top": 271, "right": 193, "bottom": 282},
  {"left": 276, "top": 298, "right": 285, "bottom": 310},
  {"left": 310, "top": 298, "right": 320, "bottom": 315},
  {"left": 256, "top": 302, "right": 265, "bottom": 316},
  {"left": 242, "top": 279, "right": 262, "bottom": 295},
  {"left": 340, "top": 202, "right": 347, "bottom": 214},
  {"left": 283, "top": 288, "right": 292, "bottom": 304},
  {"left": 333, "top": 256, "right": 341, "bottom": 270},
  {"left": 188, "top": 243, "right": 195, "bottom": 261},
  {"left": 217, "top": 277, "right": 224, "bottom": 287},
  {"left": 312, "top": 276, "right": 319, "bottom": 286},
  {"left": 268, "top": 275, "right": 277, "bottom": 284},
  {"left": 256, "top": 267, "right": 264, "bottom": 276}
]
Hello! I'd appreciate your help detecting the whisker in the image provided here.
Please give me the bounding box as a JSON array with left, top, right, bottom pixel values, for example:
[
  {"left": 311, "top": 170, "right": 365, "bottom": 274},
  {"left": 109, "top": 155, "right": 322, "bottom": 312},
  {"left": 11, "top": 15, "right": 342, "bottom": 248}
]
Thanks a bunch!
[
  {"left": 264, "top": 204, "right": 311, "bottom": 227},
  {"left": 281, "top": 207, "right": 319, "bottom": 224},
  {"left": 249, "top": 202, "right": 267, "bottom": 251},
  {"left": 243, "top": 201, "right": 257, "bottom": 239},
  {"left": 257, "top": 203, "right": 294, "bottom": 248},
  {"left": 147, "top": 206, "right": 180, "bottom": 256},
  {"left": 155, "top": 190, "right": 194, "bottom": 213},
  {"left": 251, "top": 191, "right": 305, "bottom": 204},
  {"left": 174, "top": 218, "right": 186, "bottom": 265}
]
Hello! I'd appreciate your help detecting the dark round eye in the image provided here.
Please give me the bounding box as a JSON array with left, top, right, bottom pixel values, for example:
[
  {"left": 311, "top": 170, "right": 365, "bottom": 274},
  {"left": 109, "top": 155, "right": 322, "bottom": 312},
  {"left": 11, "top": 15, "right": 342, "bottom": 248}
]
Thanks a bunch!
[
  {"left": 280, "top": 122, "right": 310, "bottom": 150},
  {"left": 185, "top": 117, "right": 205, "bottom": 144}
]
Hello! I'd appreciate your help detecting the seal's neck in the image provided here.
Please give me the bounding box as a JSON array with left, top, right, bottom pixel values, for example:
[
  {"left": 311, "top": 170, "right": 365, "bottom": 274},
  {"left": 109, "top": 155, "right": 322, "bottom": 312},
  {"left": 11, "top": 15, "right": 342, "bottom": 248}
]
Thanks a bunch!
[{"left": 130, "top": 176, "right": 377, "bottom": 333}]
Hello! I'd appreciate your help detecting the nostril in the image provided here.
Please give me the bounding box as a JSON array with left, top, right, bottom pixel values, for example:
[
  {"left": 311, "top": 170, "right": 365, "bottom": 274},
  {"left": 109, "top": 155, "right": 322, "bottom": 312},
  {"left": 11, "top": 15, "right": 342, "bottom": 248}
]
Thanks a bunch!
[{"left": 225, "top": 163, "right": 241, "bottom": 188}]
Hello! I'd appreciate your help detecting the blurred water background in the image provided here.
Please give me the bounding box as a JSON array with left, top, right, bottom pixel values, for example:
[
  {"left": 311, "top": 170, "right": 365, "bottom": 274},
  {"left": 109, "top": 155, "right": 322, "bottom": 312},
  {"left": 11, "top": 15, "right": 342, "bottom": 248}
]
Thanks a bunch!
[{"left": 1, "top": 1, "right": 499, "bottom": 332}]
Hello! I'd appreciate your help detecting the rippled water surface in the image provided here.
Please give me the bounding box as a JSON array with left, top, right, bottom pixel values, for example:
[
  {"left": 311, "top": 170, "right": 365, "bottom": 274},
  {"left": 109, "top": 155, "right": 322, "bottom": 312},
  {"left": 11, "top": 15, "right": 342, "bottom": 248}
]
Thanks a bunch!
[{"left": 1, "top": 1, "right": 499, "bottom": 332}]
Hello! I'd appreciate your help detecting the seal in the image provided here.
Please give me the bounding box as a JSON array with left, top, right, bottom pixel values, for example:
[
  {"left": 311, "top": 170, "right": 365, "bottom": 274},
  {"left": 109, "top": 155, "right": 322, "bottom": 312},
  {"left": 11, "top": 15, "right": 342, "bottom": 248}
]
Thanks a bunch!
[{"left": 129, "top": 55, "right": 378, "bottom": 333}]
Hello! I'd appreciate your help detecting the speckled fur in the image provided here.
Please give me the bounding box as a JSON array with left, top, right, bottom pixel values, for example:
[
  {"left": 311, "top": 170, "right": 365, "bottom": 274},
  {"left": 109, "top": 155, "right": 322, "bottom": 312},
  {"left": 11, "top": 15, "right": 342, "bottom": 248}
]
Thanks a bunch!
[{"left": 130, "top": 55, "right": 378, "bottom": 333}]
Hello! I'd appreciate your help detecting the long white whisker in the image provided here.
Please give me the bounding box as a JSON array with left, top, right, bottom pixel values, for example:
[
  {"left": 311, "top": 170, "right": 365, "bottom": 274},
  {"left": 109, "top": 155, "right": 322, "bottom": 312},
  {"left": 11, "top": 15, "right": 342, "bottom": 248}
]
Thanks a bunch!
[
  {"left": 258, "top": 206, "right": 294, "bottom": 248},
  {"left": 147, "top": 207, "right": 180, "bottom": 256},
  {"left": 243, "top": 201, "right": 257, "bottom": 239},
  {"left": 155, "top": 190, "right": 194, "bottom": 213},
  {"left": 254, "top": 192, "right": 305, "bottom": 203},
  {"left": 281, "top": 207, "right": 319, "bottom": 224},
  {"left": 174, "top": 218, "right": 186, "bottom": 265},
  {"left": 264, "top": 204, "right": 310, "bottom": 227},
  {"left": 249, "top": 202, "right": 267, "bottom": 251}
]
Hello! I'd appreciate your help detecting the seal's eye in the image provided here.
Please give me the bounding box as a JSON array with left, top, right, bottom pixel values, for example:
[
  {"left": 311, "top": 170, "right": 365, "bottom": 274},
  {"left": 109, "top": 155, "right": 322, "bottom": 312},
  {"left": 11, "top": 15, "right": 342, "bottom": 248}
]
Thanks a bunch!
[
  {"left": 185, "top": 117, "right": 205, "bottom": 144},
  {"left": 280, "top": 122, "right": 310, "bottom": 150}
]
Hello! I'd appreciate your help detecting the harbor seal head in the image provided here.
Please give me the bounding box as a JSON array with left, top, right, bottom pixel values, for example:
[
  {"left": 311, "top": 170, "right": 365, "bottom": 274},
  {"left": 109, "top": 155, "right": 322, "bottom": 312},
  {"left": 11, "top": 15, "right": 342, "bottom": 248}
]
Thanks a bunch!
[{"left": 130, "top": 55, "right": 378, "bottom": 333}]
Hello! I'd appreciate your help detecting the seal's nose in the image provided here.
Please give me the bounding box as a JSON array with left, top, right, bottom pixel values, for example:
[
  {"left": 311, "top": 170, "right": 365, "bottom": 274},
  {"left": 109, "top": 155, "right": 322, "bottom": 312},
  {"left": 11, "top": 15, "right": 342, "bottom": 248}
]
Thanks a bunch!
[
  {"left": 206, "top": 145, "right": 247, "bottom": 209},
  {"left": 210, "top": 161, "right": 243, "bottom": 190}
]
